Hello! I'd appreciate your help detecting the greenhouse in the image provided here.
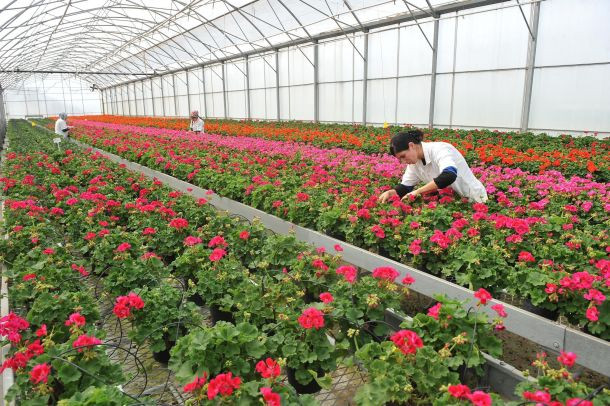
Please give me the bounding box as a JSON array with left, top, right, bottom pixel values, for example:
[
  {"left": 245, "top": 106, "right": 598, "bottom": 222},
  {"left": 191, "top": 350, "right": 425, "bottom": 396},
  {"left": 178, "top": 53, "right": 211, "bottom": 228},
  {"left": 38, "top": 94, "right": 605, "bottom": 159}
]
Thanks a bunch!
[{"left": 0, "top": 0, "right": 608, "bottom": 405}]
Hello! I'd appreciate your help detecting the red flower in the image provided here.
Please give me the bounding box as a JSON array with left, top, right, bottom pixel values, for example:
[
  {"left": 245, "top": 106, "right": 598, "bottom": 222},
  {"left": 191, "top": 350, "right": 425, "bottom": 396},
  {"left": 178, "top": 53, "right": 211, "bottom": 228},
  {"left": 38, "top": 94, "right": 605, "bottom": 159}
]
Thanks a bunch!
[
  {"left": 427, "top": 303, "right": 441, "bottom": 320},
  {"left": 467, "top": 391, "right": 492, "bottom": 406},
  {"left": 390, "top": 330, "right": 423, "bottom": 355},
  {"left": 372, "top": 266, "right": 399, "bottom": 282},
  {"left": 518, "top": 251, "right": 535, "bottom": 263},
  {"left": 583, "top": 289, "right": 605, "bottom": 305},
  {"left": 523, "top": 390, "right": 551, "bottom": 403},
  {"left": 116, "top": 242, "right": 131, "bottom": 252},
  {"left": 72, "top": 334, "right": 102, "bottom": 352},
  {"left": 65, "top": 312, "right": 86, "bottom": 327},
  {"left": 557, "top": 351, "right": 577, "bottom": 368},
  {"left": 474, "top": 288, "right": 492, "bottom": 305},
  {"left": 71, "top": 263, "right": 89, "bottom": 277},
  {"left": 298, "top": 307, "right": 325, "bottom": 330},
  {"left": 42, "top": 248, "right": 54, "bottom": 255},
  {"left": 207, "top": 372, "right": 241, "bottom": 400},
  {"left": 113, "top": 303, "right": 130, "bottom": 319},
  {"left": 371, "top": 225, "right": 385, "bottom": 238},
  {"left": 142, "top": 227, "right": 156, "bottom": 235},
  {"left": 255, "top": 358, "right": 281, "bottom": 379},
  {"left": 35, "top": 324, "right": 47, "bottom": 337},
  {"left": 169, "top": 218, "right": 189, "bottom": 229},
  {"left": 184, "top": 236, "right": 202, "bottom": 246},
  {"left": 401, "top": 274, "right": 415, "bottom": 285},
  {"left": 22, "top": 273, "right": 36, "bottom": 282},
  {"left": 260, "top": 387, "right": 281, "bottom": 406},
  {"left": 209, "top": 248, "right": 227, "bottom": 262},
  {"left": 409, "top": 239, "right": 422, "bottom": 255},
  {"left": 567, "top": 399, "right": 593, "bottom": 406},
  {"left": 319, "top": 292, "right": 334, "bottom": 303},
  {"left": 29, "top": 363, "right": 51, "bottom": 385},
  {"left": 336, "top": 265, "right": 357, "bottom": 284},
  {"left": 127, "top": 292, "right": 145, "bottom": 309},
  {"left": 491, "top": 303, "right": 507, "bottom": 318},
  {"left": 239, "top": 231, "right": 250, "bottom": 240},
  {"left": 208, "top": 235, "right": 227, "bottom": 248},
  {"left": 448, "top": 384, "right": 471, "bottom": 398},
  {"left": 183, "top": 374, "right": 207, "bottom": 393}
]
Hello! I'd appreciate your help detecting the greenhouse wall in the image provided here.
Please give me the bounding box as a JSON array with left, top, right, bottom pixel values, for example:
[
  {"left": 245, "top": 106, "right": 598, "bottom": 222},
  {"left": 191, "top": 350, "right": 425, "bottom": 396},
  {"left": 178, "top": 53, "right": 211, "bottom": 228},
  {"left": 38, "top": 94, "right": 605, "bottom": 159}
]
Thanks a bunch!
[{"left": 3, "top": 74, "right": 102, "bottom": 119}]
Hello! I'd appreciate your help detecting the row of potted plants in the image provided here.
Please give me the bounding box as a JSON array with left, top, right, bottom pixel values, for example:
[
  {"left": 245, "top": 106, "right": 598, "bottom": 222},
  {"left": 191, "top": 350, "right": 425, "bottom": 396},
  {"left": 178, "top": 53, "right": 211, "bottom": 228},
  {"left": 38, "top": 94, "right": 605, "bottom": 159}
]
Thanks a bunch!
[
  {"left": 2, "top": 120, "right": 608, "bottom": 405},
  {"left": 64, "top": 115, "right": 609, "bottom": 181},
  {"left": 58, "top": 118, "right": 609, "bottom": 340}
]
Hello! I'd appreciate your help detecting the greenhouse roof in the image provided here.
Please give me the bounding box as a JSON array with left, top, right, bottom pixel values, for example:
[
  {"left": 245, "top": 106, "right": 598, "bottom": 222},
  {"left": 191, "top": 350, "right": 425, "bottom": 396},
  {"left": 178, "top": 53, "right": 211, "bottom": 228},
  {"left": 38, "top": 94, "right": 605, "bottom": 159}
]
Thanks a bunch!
[{"left": 0, "top": 0, "right": 507, "bottom": 89}]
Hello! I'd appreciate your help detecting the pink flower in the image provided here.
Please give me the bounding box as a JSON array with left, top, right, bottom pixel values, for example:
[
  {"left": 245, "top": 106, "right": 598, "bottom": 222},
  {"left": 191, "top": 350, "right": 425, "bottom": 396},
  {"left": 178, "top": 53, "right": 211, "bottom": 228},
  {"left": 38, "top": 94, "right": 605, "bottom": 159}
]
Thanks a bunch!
[
  {"left": 127, "top": 292, "right": 145, "bottom": 309},
  {"left": 142, "top": 227, "right": 156, "bottom": 235},
  {"left": 184, "top": 236, "right": 202, "bottom": 246},
  {"left": 427, "top": 303, "right": 441, "bottom": 320},
  {"left": 319, "top": 292, "right": 334, "bottom": 303},
  {"left": 183, "top": 374, "right": 207, "bottom": 393},
  {"left": 522, "top": 390, "right": 551, "bottom": 403},
  {"left": 448, "top": 384, "right": 471, "bottom": 398},
  {"left": 409, "top": 239, "right": 422, "bottom": 255},
  {"left": 583, "top": 289, "right": 605, "bottom": 305},
  {"left": 401, "top": 274, "right": 415, "bottom": 285},
  {"left": 116, "top": 242, "right": 131, "bottom": 252},
  {"left": 335, "top": 265, "right": 357, "bottom": 284},
  {"left": 491, "top": 304, "right": 507, "bottom": 318},
  {"left": 84, "top": 232, "right": 96, "bottom": 241},
  {"left": 71, "top": 263, "right": 89, "bottom": 276},
  {"left": 474, "top": 288, "right": 492, "bottom": 305},
  {"left": 29, "top": 363, "right": 51, "bottom": 385},
  {"left": 209, "top": 248, "right": 227, "bottom": 262},
  {"left": 467, "top": 391, "right": 492, "bottom": 406},
  {"left": 566, "top": 399, "right": 593, "bottom": 406},
  {"left": 255, "top": 358, "right": 281, "bottom": 379},
  {"left": 42, "top": 248, "right": 54, "bottom": 255},
  {"left": 207, "top": 372, "right": 241, "bottom": 400},
  {"left": 557, "top": 351, "right": 577, "bottom": 368},
  {"left": 586, "top": 306, "right": 599, "bottom": 322},
  {"left": 239, "top": 231, "right": 250, "bottom": 240},
  {"left": 371, "top": 225, "right": 385, "bottom": 238},
  {"left": 390, "top": 330, "right": 423, "bottom": 355},
  {"left": 372, "top": 266, "right": 399, "bottom": 282},
  {"left": 334, "top": 244, "right": 343, "bottom": 252},
  {"left": 298, "top": 307, "right": 325, "bottom": 330},
  {"left": 113, "top": 303, "right": 130, "bottom": 319},
  {"left": 65, "top": 313, "right": 86, "bottom": 327},
  {"left": 72, "top": 334, "right": 102, "bottom": 352}
]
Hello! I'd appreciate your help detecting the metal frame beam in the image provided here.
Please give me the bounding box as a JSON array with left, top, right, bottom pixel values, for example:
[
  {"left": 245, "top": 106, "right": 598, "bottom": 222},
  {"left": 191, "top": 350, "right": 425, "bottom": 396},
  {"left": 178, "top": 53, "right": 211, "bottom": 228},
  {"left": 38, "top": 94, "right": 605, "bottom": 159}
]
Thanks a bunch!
[
  {"left": 221, "top": 62, "right": 228, "bottom": 119},
  {"left": 520, "top": 0, "right": 540, "bottom": 132},
  {"left": 362, "top": 30, "right": 369, "bottom": 124},
  {"left": 275, "top": 50, "right": 280, "bottom": 120},
  {"left": 245, "top": 56, "right": 251, "bottom": 120},
  {"left": 313, "top": 40, "right": 319, "bottom": 123}
]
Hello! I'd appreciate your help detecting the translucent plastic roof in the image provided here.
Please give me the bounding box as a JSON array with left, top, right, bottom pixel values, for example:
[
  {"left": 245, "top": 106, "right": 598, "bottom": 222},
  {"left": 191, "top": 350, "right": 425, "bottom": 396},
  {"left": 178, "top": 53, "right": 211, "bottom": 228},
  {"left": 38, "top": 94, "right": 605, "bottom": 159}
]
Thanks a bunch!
[{"left": 0, "top": 0, "right": 457, "bottom": 89}]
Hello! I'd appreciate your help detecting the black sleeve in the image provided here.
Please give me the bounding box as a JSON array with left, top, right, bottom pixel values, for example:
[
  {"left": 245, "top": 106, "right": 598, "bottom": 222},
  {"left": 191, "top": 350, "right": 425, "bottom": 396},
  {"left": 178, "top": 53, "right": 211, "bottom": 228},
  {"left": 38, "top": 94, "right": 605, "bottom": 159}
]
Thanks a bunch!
[
  {"left": 433, "top": 167, "right": 458, "bottom": 188},
  {"left": 62, "top": 128, "right": 69, "bottom": 132},
  {"left": 394, "top": 184, "right": 414, "bottom": 198}
]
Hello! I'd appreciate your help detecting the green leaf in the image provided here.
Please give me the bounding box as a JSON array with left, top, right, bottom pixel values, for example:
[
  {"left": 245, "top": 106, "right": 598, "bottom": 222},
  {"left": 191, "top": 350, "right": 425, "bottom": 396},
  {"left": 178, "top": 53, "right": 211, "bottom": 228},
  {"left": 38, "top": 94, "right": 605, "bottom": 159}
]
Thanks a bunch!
[{"left": 57, "top": 363, "right": 81, "bottom": 383}]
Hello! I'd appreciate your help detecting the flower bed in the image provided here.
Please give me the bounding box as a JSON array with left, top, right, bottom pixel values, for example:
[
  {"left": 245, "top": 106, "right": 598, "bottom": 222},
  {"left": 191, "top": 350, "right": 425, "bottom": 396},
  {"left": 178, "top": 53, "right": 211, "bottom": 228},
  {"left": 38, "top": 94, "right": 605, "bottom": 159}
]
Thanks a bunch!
[
  {"left": 3, "top": 120, "right": 608, "bottom": 405},
  {"left": 62, "top": 119, "right": 610, "bottom": 340},
  {"left": 66, "top": 115, "right": 610, "bottom": 181}
]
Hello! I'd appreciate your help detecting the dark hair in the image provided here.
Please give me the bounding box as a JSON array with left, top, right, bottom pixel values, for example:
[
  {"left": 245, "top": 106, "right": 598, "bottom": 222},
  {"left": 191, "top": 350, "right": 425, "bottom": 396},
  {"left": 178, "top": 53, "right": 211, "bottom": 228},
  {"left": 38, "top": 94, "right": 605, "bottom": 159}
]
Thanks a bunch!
[{"left": 389, "top": 130, "right": 424, "bottom": 155}]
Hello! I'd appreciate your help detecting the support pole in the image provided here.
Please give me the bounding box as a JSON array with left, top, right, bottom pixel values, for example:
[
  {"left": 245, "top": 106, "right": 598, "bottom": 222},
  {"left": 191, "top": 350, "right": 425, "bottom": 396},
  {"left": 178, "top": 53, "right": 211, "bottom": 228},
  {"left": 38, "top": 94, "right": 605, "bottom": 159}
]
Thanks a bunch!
[
  {"left": 172, "top": 74, "right": 178, "bottom": 116},
  {"left": 520, "top": 1, "right": 541, "bottom": 132},
  {"left": 245, "top": 56, "right": 251, "bottom": 120},
  {"left": 362, "top": 30, "right": 369, "bottom": 124},
  {"left": 275, "top": 50, "right": 280, "bottom": 121},
  {"left": 201, "top": 68, "right": 208, "bottom": 118},
  {"left": 428, "top": 18, "right": 440, "bottom": 129},
  {"left": 160, "top": 75, "right": 166, "bottom": 116},
  {"left": 221, "top": 62, "right": 228, "bottom": 118},
  {"left": 126, "top": 84, "right": 132, "bottom": 116},
  {"left": 313, "top": 40, "right": 319, "bottom": 123},
  {"left": 185, "top": 71, "right": 191, "bottom": 116},
  {"left": 150, "top": 80, "right": 156, "bottom": 116}
]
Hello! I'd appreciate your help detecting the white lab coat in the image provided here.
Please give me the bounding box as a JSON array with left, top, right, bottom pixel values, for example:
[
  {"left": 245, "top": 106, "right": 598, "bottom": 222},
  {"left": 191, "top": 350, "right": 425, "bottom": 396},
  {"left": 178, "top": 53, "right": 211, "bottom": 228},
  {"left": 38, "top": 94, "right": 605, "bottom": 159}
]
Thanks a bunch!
[
  {"left": 189, "top": 118, "right": 204, "bottom": 132},
  {"left": 55, "top": 118, "right": 68, "bottom": 138},
  {"left": 400, "top": 142, "right": 488, "bottom": 203}
]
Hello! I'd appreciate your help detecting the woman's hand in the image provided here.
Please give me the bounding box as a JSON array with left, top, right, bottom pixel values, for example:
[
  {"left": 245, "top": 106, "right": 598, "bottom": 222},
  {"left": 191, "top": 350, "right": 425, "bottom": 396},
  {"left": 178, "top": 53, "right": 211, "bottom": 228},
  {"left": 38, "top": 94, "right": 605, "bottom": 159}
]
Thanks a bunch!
[{"left": 378, "top": 189, "right": 397, "bottom": 203}]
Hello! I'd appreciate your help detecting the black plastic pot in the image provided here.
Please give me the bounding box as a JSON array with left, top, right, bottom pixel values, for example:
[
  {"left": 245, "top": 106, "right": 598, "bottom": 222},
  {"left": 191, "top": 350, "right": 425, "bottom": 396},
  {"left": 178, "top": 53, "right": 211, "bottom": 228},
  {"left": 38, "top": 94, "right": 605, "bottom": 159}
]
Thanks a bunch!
[
  {"left": 210, "top": 304, "right": 235, "bottom": 325},
  {"left": 522, "top": 299, "right": 559, "bottom": 321},
  {"left": 152, "top": 330, "right": 184, "bottom": 364},
  {"left": 188, "top": 292, "right": 205, "bottom": 306},
  {"left": 286, "top": 367, "right": 322, "bottom": 394}
]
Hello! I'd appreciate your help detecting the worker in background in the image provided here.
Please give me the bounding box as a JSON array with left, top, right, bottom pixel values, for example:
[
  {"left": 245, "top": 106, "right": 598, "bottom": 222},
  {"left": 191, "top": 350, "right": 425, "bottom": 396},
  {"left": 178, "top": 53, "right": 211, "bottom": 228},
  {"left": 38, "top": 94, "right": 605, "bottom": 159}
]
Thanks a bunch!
[
  {"left": 189, "top": 110, "right": 204, "bottom": 133},
  {"left": 55, "top": 113, "right": 71, "bottom": 138},
  {"left": 378, "top": 130, "right": 488, "bottom": 203}
]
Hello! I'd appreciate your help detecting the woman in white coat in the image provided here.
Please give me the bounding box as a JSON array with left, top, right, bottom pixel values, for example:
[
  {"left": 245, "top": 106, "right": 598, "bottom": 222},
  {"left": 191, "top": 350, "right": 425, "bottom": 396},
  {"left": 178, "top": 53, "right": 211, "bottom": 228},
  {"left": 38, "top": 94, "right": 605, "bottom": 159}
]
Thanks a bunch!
[
  {"left": 378, "top": 130, "right": 488, "bottom": 203},
  {"left": 189, "top": 110, "right": 204, "bottom": 133},
  {"left": 55, "top": 113, "right": 71, "bottom": 138}
]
